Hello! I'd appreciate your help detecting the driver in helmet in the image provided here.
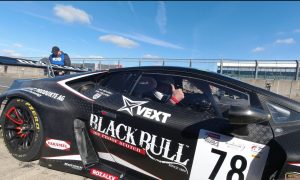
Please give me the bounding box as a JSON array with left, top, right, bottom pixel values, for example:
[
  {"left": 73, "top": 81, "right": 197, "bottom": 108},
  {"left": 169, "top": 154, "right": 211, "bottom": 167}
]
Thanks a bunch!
[{"left": 140, "top": 76, "right": 184, "bottom": 105}]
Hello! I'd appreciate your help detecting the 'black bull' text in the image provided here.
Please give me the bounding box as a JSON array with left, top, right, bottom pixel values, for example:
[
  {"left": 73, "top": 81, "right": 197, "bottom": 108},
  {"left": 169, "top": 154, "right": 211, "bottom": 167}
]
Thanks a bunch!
[{"left": 89, "top": 114, "right": 190, "bottom": 172}]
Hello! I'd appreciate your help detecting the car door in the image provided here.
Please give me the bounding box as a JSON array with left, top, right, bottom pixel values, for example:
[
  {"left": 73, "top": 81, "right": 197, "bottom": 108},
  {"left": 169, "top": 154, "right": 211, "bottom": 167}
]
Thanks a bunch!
[{"left": 88, "top": 70, "right": 142, "bottom": 173}]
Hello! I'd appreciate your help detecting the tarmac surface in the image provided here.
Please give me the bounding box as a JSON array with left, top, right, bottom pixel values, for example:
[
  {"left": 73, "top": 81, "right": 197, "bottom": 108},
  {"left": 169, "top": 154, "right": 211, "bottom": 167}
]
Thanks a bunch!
[
  {"left": 0, "top": 74, "right": 87, "bottom": 180},
  {"left": 0, "top": 141, "right": 86, "bottom": 180},
  {"left": 0, "top": 74, "right": 14, "bottom": 93}
]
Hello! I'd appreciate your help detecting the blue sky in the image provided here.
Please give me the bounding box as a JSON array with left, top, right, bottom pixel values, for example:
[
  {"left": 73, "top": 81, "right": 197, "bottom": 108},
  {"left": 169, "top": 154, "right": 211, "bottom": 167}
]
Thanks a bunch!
[{"left": 1, "top": 1, "right": 300, "bottom": 60}]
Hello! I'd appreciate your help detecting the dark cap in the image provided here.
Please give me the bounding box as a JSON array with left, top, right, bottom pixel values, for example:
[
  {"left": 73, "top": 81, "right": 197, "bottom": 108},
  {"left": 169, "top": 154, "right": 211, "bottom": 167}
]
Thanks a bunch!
[{"left": 51, "top": 46, "right": 60, "bottom": 53}]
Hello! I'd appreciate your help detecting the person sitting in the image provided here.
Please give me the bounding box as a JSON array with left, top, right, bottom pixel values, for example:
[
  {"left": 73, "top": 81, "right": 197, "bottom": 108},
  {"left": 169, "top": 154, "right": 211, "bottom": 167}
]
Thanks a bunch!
[
  {"left": 135, "top": 76, "right": 184, "bottom": 106},
  {"left": 152, "top": 83, "right": 184, "bottom": 105}
]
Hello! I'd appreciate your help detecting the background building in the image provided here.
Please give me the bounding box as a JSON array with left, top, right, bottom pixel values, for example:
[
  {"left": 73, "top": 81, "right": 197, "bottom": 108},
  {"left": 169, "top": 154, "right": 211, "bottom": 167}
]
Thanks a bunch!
[{"left": 217, "top": 61, "right": 300, "bottom": 80}]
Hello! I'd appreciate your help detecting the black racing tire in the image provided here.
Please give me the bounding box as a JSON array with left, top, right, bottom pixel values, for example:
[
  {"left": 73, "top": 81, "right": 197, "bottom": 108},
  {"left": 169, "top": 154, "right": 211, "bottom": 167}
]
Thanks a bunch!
[{"left": 0, "top": 98, "right": 44, "bottom": 161}]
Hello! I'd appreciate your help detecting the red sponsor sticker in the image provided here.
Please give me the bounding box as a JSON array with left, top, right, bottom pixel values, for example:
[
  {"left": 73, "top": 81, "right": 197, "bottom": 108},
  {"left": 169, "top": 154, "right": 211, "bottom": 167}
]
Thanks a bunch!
[
  {"left": 90, "top": 168, "right": 118, "bottom": 180},
  {"left": 251, "top": 145, "right": 263, "bottom": 153},
  {"left": 45, "top": 138, "right": 71, "bottom": 151},
  {"left": 90, "top": 129, "right": 146, "bottom": 155}
]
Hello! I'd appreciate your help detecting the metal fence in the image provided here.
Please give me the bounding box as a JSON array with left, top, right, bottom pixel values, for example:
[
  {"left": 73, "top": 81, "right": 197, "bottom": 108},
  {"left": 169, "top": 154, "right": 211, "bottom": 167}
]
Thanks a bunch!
[
  {"left": 23, "top": 57, "right": 224, "bottom": 72},
  {"left": 22, "top": 57, "right": 300, "bottom": 80}
]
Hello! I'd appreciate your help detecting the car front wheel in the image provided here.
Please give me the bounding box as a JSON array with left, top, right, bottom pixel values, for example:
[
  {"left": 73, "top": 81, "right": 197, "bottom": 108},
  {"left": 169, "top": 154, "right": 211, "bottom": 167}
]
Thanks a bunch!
[{"left": 1, "top": 98, "right": 44, "bottom": 161}]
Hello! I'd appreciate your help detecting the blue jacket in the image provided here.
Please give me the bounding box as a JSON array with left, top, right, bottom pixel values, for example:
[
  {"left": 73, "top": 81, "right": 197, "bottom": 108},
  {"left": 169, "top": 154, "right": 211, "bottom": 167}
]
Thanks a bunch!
[{"left": 49, "top": 53, "right": 65, "bottom": 66}]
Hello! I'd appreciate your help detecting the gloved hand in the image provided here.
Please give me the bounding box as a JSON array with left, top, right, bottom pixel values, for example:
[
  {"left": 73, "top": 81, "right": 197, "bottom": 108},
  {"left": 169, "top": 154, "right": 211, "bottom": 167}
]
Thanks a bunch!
[{"left": 170, "top": 84, "right": 184, "bottom": 104}]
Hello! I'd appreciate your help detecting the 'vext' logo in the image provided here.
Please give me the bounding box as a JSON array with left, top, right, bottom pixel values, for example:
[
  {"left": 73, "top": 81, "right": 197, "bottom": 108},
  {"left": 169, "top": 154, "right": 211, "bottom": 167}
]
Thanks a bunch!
[{"left": 117, "top": 95, "right": 171, "bottom": 123}]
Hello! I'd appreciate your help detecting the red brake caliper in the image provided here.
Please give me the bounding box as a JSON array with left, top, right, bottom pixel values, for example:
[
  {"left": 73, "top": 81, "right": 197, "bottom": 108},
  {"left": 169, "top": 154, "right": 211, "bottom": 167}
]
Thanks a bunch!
[
  {"left": 5, "top": 107, "right": 27, "bottom": 138},
  {"left": 5, "top": 107, "right": 24, "bottom": 125}
]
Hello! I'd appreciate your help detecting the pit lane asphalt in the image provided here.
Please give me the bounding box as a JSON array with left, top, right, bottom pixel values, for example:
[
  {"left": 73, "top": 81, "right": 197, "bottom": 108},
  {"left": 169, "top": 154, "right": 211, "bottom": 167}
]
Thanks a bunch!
[
  {"left": 0, "top": 140, "right": 88, "bottom": 180},
  {"left": 0, "top": 75, "right": 88, "bottom": 179}
]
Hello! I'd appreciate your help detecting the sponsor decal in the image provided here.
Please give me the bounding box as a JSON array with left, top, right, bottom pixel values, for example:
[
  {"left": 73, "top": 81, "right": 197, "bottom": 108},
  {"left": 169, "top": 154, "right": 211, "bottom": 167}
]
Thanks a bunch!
[
  {"left": 93, "top": 88, "right": 113, "bottom": 100},
  {"left": 45, "top": 138, "right": 71, "bottom": 151},
  {"left": 251, "top": 145, "right": 263, "bottom": 153},
  {"left": 93, "top": 93, "right": 101, "bottom": 100},
  {"left": 52, "top": 57, "right": 62, "bottom": 61},
  {"left": 22, "top": 88, "right": 42, "bottom": 97},
  {"left": 90, "top": 114, "right": 190, "bottom": 174},
  {"left": 285, "top": 172, "right": 300, "bottom": 179},
  {"left": 90, "top": 168, "right": 118, "bottom": 180},
  {"left": 90, "top": 130, "right": 146, "bottom": 155},
  {"left": 22, "top": 88, "right": 65, "bottom": 101},
  {"left": 25, "top": 102, "right": 40, "bottom": 131},
  {"left": 64, "top": 163, "right": 83, "bottom": 171},
  {"left": 117, "top": 95, "right": 171, "bottom": 123},
  {"left": 250, "top": 145, "right": 264, "bottom": 158},
  {"left": 225, "top": 141, "right": 245, "bottom": 151},
  {"left": 204, "top": 132, "right": 220, "bottom": 147}
]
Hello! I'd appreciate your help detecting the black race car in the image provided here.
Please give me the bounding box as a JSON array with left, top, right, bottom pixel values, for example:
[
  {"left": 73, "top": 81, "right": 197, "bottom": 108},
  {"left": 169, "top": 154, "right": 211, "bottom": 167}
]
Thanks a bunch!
[{"left": 0, "top": 66, "right": 299, "bottom": 180}]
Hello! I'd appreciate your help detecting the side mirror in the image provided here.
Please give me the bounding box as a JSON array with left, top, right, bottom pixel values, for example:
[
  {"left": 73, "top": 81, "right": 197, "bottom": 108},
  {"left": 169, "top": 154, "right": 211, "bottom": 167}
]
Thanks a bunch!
[
  {"left": 228, "top": 105, "right": 271, "bottom": 136},
  {"left": 228, "top": 105, "right": 271, "bottom": 125}
]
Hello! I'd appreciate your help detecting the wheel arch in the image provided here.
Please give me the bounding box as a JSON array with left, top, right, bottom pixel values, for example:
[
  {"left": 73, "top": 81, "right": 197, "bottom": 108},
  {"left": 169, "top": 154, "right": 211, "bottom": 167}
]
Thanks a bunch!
[{"left": 1, "top": 94, "right": 41, "bottom": 118}]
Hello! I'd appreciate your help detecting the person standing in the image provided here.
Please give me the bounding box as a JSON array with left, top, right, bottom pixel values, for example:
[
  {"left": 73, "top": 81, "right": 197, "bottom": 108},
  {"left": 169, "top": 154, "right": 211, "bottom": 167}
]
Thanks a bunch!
[
  {"left": 49, "top": 46, "right": 71, "bottom": 67},
  {"left": 49, "top": 46, "right": 71, "bottom": 75}
]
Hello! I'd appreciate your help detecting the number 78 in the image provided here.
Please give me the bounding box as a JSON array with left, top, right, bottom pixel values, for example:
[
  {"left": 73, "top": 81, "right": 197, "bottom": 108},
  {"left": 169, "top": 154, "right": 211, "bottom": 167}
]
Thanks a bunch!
[{"left": 209, "top": 148, "right": 247, "bottom": 180}]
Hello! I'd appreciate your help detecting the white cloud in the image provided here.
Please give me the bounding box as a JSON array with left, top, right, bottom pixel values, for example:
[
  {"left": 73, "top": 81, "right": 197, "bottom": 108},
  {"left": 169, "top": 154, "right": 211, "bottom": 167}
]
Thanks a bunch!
[
  {"left": 123, "top": 33, "right": 184, "bottom": 49},
  {"left": 89, "top": 25, "right": 183, "bottom": 49},
  {"left": 99, "top": 35, "right": 139, "bottom": 48},
  {"left": 143, "top": 54, "right": 161, "bottom": 59},
  {"left": 13, "top": 43, "right": 23, "bottom": 48},
  {"left": 156, "top": 1, "right": 167, "bottom": 34},
  {"left": 1, "top": 49, "right": 21, "bottom": 57},
  {"left": 294, "top": 29, "right": 300, "bottom": 33},
  {"left": 275, "top": 38, "right": 296, "bottom": 44},
  {"left": 252, "top": 47, "right": 265, "bottom": 53},
  {"left": 54, "top": 4, "right": 92, "bottom": 24}
]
